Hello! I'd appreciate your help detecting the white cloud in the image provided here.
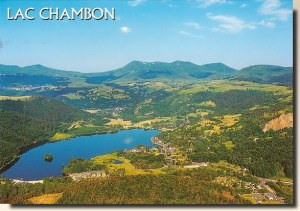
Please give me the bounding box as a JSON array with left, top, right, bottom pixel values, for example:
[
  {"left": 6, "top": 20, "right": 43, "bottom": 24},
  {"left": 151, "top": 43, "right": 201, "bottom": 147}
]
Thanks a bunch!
[
  {"left": 184, "top": 21, "right": 202, "bottom": 30},
  {"left": 196, "top": 0, "right": 229, "bottom": 8},
  {"left": 160, "top": 0, "right": 176, "bottom": 7},
  {"left": 128, "top": 0, "right": 146, "bottom": 7},
  {"left": 179, "top": 30, "right": 204, "bottom": 39},
  {"left": 207, "top": 13, "right": 256, "bottom": 33},
  {"left": 241, "top": 3, "right": 248, "bottom": 8},
  {"left": 258, "top": 0, "right": 292, "bottom": 21},
  {"left": 258, "top": 20, "right": 276, "bottom": 28},
  {"left": 120, "top": 26, "right": 132, "bottom": 33}
]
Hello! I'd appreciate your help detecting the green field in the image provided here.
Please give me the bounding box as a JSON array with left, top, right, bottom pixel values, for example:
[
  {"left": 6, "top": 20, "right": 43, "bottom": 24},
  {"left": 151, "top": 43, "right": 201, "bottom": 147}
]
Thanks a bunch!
[{"left": 92, "top": 153, "right": 164, "bottom": 175}]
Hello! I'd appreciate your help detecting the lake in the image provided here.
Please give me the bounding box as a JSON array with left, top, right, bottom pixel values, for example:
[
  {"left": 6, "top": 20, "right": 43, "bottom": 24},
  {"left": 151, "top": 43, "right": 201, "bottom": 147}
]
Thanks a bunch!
[{"left": 1, "top": 129, "right": 159, "bottom": 180}]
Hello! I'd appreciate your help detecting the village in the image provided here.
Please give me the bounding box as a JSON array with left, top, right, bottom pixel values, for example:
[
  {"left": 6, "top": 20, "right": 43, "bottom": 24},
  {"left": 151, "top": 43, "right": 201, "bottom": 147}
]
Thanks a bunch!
[
  {"left": 123, "top": 137, "right": 292, "bottom": 205},
  {"left": 125, "top": 137, "right": 208, "bottom": 168}
]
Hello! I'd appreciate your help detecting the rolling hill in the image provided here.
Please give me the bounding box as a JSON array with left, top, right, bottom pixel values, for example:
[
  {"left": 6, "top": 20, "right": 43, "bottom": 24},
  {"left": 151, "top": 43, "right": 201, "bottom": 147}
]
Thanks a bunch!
[
  {"left": 0, "top": 61, "right": 294, "bottom": 205},
  {"left": 233, "top": 65, "right": 293, "bottom": 86},
  {"left": 0, "top": 61, "right": 293, "bottom": 110},
  {"left": 86, "top": 61, "right": 237, "bottom": 84},
  {"left": 0, "top": 62, "right": 293, "bottom": 87},
  {"left": 0, "top": 64, "right": 82, "bottom": 77}
]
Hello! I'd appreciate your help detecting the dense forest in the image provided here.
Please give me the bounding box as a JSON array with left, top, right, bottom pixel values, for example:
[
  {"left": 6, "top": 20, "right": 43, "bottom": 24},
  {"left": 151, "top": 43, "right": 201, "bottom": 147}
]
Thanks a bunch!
[
  {"left": 0, "top": 96, "right": 86, "bottom": 169},
  {"left": 0, "top": 168, "right": 249, "bottom": 204},
  {"left": 120, "top": 151, "right": 166, "bottom": 169},
  {"left": 62, "top": 158, "right": 106, "bottom": 175}
]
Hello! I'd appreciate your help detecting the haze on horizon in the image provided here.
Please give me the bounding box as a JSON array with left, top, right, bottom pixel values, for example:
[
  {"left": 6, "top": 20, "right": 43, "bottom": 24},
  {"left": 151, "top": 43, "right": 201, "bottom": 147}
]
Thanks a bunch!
[{"left": 0, "top": 0, "right": 293, "bottom": 73}]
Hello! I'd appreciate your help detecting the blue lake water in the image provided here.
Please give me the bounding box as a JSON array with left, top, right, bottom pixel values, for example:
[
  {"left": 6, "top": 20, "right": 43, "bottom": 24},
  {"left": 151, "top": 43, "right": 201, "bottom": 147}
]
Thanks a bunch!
[{"left": 1, "top": 129, "right": 159, "bottom": 180}]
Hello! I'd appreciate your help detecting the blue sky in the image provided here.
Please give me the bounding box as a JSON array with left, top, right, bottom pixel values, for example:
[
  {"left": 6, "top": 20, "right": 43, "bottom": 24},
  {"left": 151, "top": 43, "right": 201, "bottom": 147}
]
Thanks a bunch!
[{"left": 0, "top": 0, "right": 293, "bottom": 72}]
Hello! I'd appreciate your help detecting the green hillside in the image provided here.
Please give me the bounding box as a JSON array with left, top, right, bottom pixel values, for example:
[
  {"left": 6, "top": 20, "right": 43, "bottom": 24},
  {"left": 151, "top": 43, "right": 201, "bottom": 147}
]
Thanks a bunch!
[
  {"left": 86, "top": 61, "right": 237, "bottom": 84},
  {"left": 0, "top": 61, "right": 294, "bottom": 205},
  {"left": 0, "top": 62, "right": 292, "bottom": 95},
  {"left": 234, "top": 65, "right": 293, "bottom": 86},
  {"left": 0, "top": 64, "right": 82, "bottom": 77},
  {"left": 0, "top": 96, "right": 86, "bottom": 169}
]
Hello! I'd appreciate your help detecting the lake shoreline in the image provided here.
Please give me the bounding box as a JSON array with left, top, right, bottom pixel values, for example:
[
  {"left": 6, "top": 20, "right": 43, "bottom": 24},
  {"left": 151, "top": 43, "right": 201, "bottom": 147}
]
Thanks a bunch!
[
  {"left": 0, "top": 156, "right": 20, "bottom": 174},
  {"left": 0, "top": 128, "right": 160, "bottom": 180},
  {"left": 0, "top": 117, "right": 164, "bottom": 173},
  {"left": 0, "top": 128, "right": 127, "bottom": 173}
]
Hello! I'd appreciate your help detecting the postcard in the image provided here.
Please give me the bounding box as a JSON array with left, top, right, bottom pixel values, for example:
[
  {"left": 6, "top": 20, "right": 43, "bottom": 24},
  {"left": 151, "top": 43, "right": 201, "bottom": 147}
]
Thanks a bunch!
[{"left": 0, "top": 0, "right": 294, "bottom": 205}]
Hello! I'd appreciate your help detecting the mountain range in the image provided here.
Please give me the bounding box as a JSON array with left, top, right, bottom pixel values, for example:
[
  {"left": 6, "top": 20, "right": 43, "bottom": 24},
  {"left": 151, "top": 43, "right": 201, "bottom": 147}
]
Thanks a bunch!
[{"left": 0, "top": 61, "right": 293, "bottom": 88}]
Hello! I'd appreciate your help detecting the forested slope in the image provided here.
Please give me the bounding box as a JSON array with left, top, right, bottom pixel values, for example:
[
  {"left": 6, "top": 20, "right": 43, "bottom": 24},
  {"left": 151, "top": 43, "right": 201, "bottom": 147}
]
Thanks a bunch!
[{"left": 0, "top": 96, "right": 86, "bottom": 169}]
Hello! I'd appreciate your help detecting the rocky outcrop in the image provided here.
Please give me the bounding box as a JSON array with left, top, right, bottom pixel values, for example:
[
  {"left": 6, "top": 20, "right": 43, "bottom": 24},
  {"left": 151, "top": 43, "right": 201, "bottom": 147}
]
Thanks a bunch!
[{"left": 263, "top": 113, "right": 293, "bottom": 132}]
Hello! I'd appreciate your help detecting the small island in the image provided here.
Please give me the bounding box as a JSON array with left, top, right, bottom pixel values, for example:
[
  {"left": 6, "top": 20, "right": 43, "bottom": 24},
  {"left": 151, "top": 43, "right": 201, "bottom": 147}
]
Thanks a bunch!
[{"left": 44, "top": 153, "right": 53, "bottom": 162}]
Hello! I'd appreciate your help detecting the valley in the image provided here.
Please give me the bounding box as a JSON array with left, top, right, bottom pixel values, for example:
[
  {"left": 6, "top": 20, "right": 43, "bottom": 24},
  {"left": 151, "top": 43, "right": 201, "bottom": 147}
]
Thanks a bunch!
[{"left": 0, "top": 61, "right": 293, "bottom": 204}]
